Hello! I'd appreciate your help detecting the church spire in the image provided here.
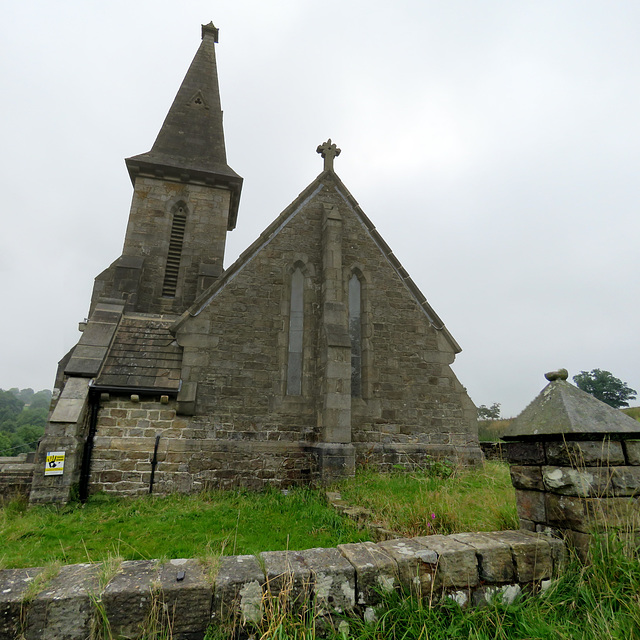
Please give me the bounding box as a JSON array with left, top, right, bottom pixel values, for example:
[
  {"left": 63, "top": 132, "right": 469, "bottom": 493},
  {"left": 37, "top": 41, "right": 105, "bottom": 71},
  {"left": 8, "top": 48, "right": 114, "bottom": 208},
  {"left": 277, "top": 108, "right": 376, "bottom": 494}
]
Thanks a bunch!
[{"left": 126, "top": 22, "right": 242, "bottom": 229}]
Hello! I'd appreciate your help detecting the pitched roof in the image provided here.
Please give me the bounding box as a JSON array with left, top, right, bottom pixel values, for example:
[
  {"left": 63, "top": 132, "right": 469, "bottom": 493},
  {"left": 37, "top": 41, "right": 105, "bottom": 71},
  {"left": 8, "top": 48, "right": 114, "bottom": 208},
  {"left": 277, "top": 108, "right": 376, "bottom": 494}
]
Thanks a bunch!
[
  {"left": 125, "top": 23, "right": 242, "bottom": 229},
  {"left": 503, "top": 379, "right": 640, "bottom": 440},
  {"left": 94, "top": 316, "right": 182, "bottom": 392},
  {"left": 172, "top": 169, "right": 462, "bottom": 354}
]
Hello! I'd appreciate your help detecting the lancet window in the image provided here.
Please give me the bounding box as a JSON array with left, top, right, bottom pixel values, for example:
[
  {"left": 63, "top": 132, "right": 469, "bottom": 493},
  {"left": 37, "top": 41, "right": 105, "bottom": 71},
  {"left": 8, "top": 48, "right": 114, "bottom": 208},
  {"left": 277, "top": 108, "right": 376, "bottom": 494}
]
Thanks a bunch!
[
  {"left": 286, "top": 267, "right": 305, "bottom": 395},
  {"left": 349, "top": 273, "right": 362, "bottom": 397}
]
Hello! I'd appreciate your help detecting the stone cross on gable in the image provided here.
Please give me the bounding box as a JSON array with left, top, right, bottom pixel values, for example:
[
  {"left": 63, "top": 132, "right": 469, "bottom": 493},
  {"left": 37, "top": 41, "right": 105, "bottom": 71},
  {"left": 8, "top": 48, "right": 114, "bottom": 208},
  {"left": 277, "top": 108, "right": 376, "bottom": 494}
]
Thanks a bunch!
[{"left": 316, "top": 139, "right": 341, "bottom": 171}]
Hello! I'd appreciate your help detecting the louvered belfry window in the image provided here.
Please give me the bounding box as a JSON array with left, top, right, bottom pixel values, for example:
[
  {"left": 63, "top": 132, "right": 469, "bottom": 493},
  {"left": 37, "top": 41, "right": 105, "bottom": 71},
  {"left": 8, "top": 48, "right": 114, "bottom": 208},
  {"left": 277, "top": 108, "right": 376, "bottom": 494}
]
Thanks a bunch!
[{"left": 162, "top": 204, "right": 187, "bottom": 297}]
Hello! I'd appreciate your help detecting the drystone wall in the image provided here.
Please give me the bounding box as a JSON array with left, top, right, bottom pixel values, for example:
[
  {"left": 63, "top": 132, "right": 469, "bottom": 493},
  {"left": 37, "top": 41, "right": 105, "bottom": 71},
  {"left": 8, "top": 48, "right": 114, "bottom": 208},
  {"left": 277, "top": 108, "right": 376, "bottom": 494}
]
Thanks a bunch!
[
  {"left": 480, "top": 441, "right": 506, "bottom": 461},
  {"left": 507, "top": 438, "right": 640, "bottom": 555},
  {"left": 0, "top": 454, "right": 34, "bottom": 500},
  {"left": 0, "top": 530, "right": 565, "bottom": 640}
]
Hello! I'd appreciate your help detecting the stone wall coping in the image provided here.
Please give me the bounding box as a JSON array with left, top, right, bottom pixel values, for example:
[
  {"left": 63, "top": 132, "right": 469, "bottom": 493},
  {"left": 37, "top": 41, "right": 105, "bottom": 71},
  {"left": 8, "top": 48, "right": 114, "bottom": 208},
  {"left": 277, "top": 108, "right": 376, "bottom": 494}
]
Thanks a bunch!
[
  {"left": 503, "top": 380, "right": 640, "bottom": 440},
  {"left": 0, "top": 530, "right": 565, "bottom": 639}
]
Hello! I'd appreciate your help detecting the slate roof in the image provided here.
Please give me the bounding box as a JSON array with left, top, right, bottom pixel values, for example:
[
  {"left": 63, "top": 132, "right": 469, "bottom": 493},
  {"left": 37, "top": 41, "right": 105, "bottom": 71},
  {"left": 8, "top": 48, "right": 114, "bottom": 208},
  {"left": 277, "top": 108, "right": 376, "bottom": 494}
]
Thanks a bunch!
[
  {"left": 94, "top": 316, "right": 182, "bottom": 392},
  {"left": 503, "top": 379, "right": 640, "bottom": 440}
]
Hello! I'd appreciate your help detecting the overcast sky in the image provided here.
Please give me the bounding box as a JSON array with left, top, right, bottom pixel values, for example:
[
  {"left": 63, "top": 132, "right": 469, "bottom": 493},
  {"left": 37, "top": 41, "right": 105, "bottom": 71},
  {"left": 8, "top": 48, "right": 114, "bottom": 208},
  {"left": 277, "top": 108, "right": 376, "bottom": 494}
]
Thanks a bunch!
[{"left": 1, "top": 1, "right": 638, "bottom": 417}]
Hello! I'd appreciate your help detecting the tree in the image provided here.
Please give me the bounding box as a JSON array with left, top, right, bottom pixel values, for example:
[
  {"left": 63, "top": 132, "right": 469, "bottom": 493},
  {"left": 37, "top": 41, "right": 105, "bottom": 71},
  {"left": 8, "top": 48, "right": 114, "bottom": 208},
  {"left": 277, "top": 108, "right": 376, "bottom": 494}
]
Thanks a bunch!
[
  {"left": 0, "top": 432, "right": 11, "bottom": 456},
  {"left": 478, "top": 402, "right": 501, "bottom": 420},
  {"left": 0, "top": 388, "right": 51, "bottom": 456},
  {"left": 16, "top": 407, "right": 47, "bottom": 429},
  {"left": 0, "top": 390, "right": 24, "bottom": 423},
  {"left": 29, "top": 389, "right": 52, "bottom": 410},
  {"left": 9, "top": 387, "right": 34, "bottom": 403},
  {"left": 573, "top": 369, "right": 637, "bottom": 409},
  {"left": 14, "top": 423, "right": 44, "bottom": 450}
]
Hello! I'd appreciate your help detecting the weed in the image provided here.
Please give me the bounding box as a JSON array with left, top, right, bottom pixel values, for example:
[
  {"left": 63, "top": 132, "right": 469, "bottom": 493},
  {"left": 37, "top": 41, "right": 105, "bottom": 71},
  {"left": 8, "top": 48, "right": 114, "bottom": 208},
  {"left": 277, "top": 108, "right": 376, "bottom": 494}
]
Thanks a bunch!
[
  {"left": 338, "top": 461, "right": 518, "bottom": 537},
  {"left": 2, "top": 494, "right": 28, "bottom": 516},
  {"left": 20, "top": 561, "right": 61, "bottom": 606},
  {"left": 17, "top": 561, "right": 62, "bottom": 639},
  {"left": 90, "top": 595, "right": 113, "bottom": 640},
  {"left": 198, "top": 538, "right": 227, "bottom": 588}
]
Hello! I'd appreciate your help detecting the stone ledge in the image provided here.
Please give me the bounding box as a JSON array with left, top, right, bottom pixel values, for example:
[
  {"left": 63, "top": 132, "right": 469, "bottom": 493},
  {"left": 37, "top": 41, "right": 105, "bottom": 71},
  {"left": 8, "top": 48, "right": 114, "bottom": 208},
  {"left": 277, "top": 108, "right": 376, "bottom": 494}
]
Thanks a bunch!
[
  {"left": 0, "top": 531, "right": 565, "bottom": 639},
  {"left": 325, "top": 489, "right": 401, "bottom": 540}
]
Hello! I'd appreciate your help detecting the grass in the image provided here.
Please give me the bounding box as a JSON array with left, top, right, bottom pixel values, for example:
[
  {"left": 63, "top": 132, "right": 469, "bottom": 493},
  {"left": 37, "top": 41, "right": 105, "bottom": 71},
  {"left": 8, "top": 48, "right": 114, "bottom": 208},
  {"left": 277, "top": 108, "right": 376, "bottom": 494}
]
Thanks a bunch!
[
  {"left": 338, "top": 460, "right": 519, "bottom": 536},
  {"left": 4, "top": 462, "right": 638, "bottom": 638},
  {"left": 0, "top": 462, "right": 518, "bottom": 570},
  {"left": 478, "top": 418, "right": 514, "bottom": 441},
  {"left": 622, "top": 406, "right": 640, "bottom": 421},
  {"left": 0, "top": 486, "right": 371, "bottom": 569}
]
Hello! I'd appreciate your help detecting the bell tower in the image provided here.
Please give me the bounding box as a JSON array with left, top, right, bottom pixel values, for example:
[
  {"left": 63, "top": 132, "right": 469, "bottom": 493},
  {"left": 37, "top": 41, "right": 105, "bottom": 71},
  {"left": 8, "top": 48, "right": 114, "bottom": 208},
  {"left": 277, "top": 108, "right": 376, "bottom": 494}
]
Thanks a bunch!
[{"left": 92, "top": 23, "right": 243, "bottom": 315}]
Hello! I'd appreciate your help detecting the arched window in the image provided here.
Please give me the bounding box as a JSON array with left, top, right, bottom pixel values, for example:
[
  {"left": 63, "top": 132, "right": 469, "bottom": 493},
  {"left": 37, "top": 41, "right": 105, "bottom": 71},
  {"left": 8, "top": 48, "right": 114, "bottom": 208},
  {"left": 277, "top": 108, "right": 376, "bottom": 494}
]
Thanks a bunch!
[
  {"left": 349, "top": 273, "right": 362, "bottom": 397},
  {"left": 162, "top": 203, "right": 188, "bottom": 298},
  {"left": 286, "top": 268, "right": 304, "bottom": 395}
]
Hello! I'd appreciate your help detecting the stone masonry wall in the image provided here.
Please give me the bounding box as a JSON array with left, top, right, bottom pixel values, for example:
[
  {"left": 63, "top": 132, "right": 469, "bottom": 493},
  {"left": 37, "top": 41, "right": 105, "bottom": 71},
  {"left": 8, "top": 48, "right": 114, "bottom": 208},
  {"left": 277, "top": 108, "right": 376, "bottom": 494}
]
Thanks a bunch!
[
  {"left": 175, "top": 177, "right": 480, "bottom": 475},
  {"left": 177, "top": 188, "right": 324, "bottom": 442},
  {"left": 90, "top": 397, "right": 319, "bottom": 496},
  {"left": 93, "top": 177, "right": 232, "bottom": 315},
  {"left": 0, "top": 455, "right": 34, "bottom": 501},
  {"left": 88, "top": 176, "right": 482, "bottom": 496},
  {"left": 339, "top": 187, "right": 478, "bottom": 459},
  {"left": 507, "top": 437, "right": 640, "bottom": 554},
  {"left": 0, "top": 530, "right": 565, "bottom": 639}
]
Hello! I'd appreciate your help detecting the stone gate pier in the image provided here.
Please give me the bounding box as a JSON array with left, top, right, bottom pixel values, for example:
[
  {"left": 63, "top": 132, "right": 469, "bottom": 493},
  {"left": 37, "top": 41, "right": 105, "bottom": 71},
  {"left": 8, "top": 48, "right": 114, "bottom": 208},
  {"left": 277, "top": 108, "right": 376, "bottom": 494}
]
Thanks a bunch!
[{"left": 503, "top": 369, "right": 640, "bottom": 558}]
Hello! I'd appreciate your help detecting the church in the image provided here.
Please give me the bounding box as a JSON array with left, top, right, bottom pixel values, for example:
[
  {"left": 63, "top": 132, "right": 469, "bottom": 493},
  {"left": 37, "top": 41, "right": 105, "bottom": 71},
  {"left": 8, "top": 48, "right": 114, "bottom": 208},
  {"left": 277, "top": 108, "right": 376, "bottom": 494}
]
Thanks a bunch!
[{"left": 30, "top": 23, "right": 482, "bottom": 504}]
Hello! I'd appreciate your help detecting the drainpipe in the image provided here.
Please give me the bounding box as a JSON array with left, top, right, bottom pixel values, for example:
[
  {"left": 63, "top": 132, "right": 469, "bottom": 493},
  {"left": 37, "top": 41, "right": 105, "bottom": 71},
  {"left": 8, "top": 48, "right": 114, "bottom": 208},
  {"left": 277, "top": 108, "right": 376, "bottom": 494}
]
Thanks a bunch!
[
  {"left": 78, "top": 391, "right": 100, "bottom": 503},
  {"left": 149, "top": 434, "right": 161, "bottom": 494}
]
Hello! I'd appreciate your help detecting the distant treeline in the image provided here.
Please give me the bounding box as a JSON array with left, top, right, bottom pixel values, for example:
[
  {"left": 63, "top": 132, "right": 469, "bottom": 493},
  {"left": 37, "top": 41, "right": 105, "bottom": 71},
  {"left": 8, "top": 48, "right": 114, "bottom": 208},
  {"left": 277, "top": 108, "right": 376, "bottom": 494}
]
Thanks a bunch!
[{"left": 0, "top": 388, "right": 51, "bottom": 456}]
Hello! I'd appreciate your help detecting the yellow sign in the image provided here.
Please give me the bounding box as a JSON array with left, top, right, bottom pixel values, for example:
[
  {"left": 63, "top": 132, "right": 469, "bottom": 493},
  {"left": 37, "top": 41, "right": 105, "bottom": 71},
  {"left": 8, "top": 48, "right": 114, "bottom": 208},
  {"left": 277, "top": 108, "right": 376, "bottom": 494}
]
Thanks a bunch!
[{"left": 45, "top": 451, "right": 65, "bottom": 476}]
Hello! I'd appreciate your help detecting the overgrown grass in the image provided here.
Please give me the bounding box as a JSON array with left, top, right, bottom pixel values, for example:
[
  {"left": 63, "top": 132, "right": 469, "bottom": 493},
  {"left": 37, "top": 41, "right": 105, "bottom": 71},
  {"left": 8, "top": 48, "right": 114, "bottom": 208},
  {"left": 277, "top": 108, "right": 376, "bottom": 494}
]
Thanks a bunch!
[
  {"left": 477, "top": 418, "right": 514, "bottom": 441},
  {"left": 337, "top": 461, "right": 518, "bottom": 536},
  {"left": 1, "top": 462, "right": 518, "bottom": 570},
  {"left": 0, "top": 487, "right": 370, "bottom": 569},
  {"left": 622, "top": 406, "right": 640, "bottom": 422}
]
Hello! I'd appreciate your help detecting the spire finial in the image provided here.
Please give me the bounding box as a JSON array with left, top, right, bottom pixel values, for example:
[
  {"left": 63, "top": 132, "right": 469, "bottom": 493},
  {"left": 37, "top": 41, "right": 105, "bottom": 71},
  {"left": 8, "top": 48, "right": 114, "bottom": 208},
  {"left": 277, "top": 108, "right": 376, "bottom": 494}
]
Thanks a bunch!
[
  {"left": 545, "top": 368, "right": 568, "bottom": 381},
  {"left": 201, "top": 22, "right": 219, "bottom": 42},
  {"left": 316, "top": 139, "right": 341, "bottom": 172}
]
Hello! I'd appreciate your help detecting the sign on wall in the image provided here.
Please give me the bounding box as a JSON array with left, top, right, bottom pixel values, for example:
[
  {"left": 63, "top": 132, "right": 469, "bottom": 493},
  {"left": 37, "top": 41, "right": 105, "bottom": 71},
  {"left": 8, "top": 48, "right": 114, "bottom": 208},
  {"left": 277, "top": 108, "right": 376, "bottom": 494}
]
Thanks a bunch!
[{"left": 45, "top": 451, "right": 65, "bottom": 476}]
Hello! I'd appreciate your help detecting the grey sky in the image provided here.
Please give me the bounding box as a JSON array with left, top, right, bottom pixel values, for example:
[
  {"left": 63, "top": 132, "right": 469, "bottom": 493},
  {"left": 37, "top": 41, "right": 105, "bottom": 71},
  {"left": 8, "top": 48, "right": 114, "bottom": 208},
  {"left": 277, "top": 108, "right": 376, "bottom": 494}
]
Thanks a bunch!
[{"left": 1, "top": 1, "right": 638, "bottom": 416}]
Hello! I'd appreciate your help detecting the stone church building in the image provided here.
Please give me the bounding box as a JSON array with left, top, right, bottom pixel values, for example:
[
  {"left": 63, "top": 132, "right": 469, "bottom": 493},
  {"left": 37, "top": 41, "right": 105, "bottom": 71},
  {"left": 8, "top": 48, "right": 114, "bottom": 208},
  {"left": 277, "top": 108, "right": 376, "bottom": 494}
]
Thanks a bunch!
[{"left": 30, "top": 24, "right": 481, "bottom": 504}]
